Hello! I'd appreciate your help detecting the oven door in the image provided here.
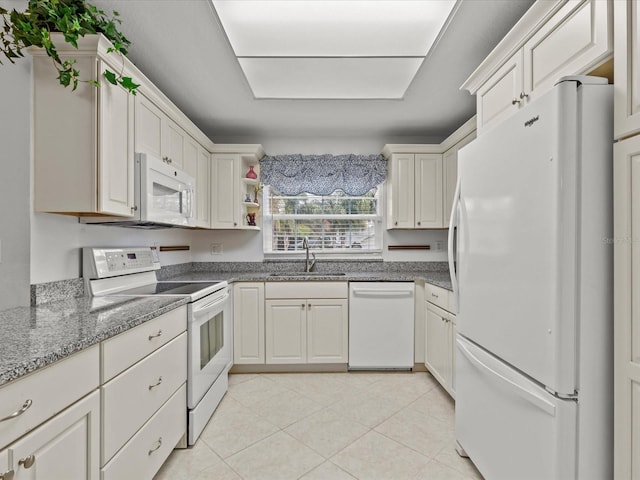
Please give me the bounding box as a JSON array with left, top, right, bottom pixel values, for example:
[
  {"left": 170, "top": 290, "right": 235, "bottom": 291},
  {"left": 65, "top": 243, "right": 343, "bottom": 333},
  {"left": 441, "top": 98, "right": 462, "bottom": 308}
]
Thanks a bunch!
[
  {"left": 138, "top": 152, "right": 195, "bottom": 227},
  {"left": 188, "top": 286, "right": 231, "bottom": 409}
]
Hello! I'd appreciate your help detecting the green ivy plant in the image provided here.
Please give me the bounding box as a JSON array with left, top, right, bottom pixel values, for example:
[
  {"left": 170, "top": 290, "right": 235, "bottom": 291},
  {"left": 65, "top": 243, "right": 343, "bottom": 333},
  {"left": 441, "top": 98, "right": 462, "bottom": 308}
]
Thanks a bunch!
[{"left": 0, "top": 0, "right": 139, "bottom": 94}]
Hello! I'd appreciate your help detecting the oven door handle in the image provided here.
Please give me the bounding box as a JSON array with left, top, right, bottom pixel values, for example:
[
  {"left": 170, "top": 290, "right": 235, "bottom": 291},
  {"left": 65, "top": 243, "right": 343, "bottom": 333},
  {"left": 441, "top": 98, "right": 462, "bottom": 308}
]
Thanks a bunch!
[{"left": 192, "top": 291, "right": 230, "bottom": 316}]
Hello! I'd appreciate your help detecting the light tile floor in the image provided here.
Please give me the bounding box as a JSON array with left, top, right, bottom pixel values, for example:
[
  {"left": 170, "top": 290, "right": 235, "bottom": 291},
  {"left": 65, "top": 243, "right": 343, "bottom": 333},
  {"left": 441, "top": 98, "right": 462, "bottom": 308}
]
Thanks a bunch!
[{"left": 154, "top": 372, "right": 484, "bottom": 480}]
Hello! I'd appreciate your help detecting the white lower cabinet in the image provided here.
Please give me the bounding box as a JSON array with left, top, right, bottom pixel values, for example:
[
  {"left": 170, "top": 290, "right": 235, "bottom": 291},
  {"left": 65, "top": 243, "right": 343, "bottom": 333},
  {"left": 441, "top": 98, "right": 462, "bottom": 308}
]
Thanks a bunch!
[
  {"left": 425, "top": 283, "right": 456, "bottom": 397},
  {"left": 4, "top": 390, "right": 100, "bottom": 480},
  {"left": 101, "top": 385, "right": 186, "bottom": 480},
  {"left": 0, "top": 450, "right": 10, "bottom": 480},
  {"left": 264, "top": 282, "right": 349, "bottom": 365},
  {"left": 233, "top": 283, "right": 266, "bottom": 364}
]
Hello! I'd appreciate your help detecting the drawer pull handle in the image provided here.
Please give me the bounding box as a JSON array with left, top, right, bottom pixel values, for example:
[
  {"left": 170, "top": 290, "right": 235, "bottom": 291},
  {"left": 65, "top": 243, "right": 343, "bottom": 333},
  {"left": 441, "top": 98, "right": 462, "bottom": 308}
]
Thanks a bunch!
[
  {"left": 148, "top": 437, "right": 163, "bottom": 455},
  {"left": 148, "top": 377, "right": 163, "bottom": 390},
  {"left": 18, "top": 455, "right": 35, "bottom": 469},
  {"left": 0, "top": 399, "right": 32, "bottom": 423},
  {"left": 0, "top": 469, "right": 15, "bottom": 480},
  {"left": 148, "top": 330, "right": 163, "bottom": 340}
]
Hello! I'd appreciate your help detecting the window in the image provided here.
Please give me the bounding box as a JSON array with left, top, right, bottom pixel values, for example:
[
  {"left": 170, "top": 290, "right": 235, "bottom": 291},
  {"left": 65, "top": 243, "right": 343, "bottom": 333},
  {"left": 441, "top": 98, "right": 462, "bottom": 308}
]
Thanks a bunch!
[{"left": 263, "top": 185, "right": 382, "bottom": 254}]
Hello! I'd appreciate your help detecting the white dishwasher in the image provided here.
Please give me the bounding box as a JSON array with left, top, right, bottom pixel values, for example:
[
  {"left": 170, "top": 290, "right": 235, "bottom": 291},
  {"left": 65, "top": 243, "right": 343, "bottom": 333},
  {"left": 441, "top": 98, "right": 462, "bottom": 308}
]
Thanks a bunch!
[{"left": 348, "top": 282, "right": 415, "bottom": 370}]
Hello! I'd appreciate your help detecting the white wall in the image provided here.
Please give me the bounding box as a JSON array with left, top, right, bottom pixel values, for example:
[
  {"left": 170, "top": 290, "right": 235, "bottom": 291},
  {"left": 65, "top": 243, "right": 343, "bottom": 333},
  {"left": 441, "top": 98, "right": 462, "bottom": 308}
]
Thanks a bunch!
[
  {"left": 0, "top": 56, "right": 31, "bottom": 309},
  {"left": 30, "top": 213, "right": 194, "bottom": 283}
]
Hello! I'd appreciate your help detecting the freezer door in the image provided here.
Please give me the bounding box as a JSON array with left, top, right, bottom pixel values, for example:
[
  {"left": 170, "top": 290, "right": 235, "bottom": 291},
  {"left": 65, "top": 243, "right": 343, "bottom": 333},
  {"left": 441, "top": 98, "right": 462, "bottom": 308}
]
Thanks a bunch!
[
  {"left": 455, "top": 336, "right": 577, "bottom": 480},
  {"left": 457, "top": 81, "right": 588, "bottom": 394}
]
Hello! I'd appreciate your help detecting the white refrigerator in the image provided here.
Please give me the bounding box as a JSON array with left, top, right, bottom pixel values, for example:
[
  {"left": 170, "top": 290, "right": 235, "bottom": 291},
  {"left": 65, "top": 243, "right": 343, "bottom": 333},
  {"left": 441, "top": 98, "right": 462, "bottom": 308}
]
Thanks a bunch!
[{"left": 449, "top": 76, "right": 613, "bottom": 480}]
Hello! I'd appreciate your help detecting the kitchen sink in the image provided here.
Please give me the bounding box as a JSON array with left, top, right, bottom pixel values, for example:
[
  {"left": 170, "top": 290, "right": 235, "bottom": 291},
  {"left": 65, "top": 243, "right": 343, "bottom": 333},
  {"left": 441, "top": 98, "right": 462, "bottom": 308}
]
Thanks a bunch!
[{"left": 269, "top": 272, "right": 346, "bottom": 277}]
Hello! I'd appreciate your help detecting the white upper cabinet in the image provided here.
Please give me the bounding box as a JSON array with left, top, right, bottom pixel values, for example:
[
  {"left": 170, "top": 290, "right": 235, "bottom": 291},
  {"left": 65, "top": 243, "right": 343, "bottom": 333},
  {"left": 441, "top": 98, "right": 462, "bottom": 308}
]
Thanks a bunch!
[
  {"left": 31, "top": 36, "right": 135, "bottom": 217},
  {"left": 385, "top": 152, "right": 442, "bottom": 229},
  {"left": 383, "top": 118, "right": 475, "bottom": 230},
  {"left": 184, "top": 138, "right": 210, "bottom": 228},
  {"left": 414, "top": 154, "right": 443, "bottom": 229},
  {"left": 135, "top": 94, "right": 187, "bottom": 170},
  {"left": 476, "top": 51, "right": 524, "bottom": 133},
  {"left": 614, "top": 0, "right": 640, "bottom": 140},
  {"left": 463, "top": 0, "right": 612, "bottom": 134},
  {"left": 210, "top": 145, "right": 264, "bottom": 230}
]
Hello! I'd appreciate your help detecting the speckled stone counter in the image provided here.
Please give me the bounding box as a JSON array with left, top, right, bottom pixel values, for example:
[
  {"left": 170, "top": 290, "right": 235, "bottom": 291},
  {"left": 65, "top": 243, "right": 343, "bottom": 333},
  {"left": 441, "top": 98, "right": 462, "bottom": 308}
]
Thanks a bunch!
[
  {"left": 0, "top": 295, "right": 188, "bottom": 387},
  {"left": 162, "top": 261, "right": 453, "bottom": 291}
]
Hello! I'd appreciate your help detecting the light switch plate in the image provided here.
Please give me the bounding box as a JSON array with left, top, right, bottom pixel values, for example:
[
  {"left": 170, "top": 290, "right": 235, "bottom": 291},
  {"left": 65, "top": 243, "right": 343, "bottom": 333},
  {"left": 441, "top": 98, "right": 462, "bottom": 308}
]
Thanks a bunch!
[{"left": 211, "top": 243, "right": 223, "bottom": 255}]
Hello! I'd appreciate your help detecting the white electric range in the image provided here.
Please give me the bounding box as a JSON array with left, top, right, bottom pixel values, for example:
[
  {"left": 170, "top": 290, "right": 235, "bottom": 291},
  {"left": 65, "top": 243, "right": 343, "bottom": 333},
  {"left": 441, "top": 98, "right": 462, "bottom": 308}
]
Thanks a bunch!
[{"left": 83, "top": 247, "right": 232, "bottom": 445}]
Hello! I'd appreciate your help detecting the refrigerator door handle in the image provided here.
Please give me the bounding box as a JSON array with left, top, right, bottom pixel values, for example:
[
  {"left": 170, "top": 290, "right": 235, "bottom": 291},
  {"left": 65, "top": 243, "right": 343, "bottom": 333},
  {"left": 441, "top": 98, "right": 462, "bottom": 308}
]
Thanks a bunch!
[
  {"left": 448, "top": 176, "right": 460, "bottom": 296},
  {"left": 458, "top": 339, "right": 556, "bottom": 416}
]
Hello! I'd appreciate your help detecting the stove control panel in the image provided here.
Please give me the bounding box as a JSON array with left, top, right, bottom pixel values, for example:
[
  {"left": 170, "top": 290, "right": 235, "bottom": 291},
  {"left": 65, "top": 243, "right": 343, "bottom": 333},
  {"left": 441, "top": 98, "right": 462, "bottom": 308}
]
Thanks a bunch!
[{"left": 83, "top": 247, "right": 161, "bottom": 279}]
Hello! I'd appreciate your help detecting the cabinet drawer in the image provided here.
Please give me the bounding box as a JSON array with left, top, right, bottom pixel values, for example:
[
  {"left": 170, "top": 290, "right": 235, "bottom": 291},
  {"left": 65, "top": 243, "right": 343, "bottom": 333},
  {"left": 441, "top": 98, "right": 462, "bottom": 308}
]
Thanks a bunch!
[
  {"left": 101, "top": 305, "right": 186, "bottom": 382},
  {"left": 425, "top": 283, "right": 450, "bottom": 312},
  {"left": 101, "top": 384, "right": 186, "bottom": 480},
  {"left": 0, "top": 345, "right": 99, "bottom": 450},
  {"left": 265, "top": 282, "right": 348, "bottom": 299},
  {"left": 101, "top": 333, "right": 187, "bottom": 464}
]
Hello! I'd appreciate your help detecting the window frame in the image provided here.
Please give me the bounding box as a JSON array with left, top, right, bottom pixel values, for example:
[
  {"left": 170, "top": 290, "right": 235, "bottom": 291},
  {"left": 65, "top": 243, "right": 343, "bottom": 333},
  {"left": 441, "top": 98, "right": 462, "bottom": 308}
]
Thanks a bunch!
[{"left": 262, "top": 184, "right": 384, "bottom": 258}]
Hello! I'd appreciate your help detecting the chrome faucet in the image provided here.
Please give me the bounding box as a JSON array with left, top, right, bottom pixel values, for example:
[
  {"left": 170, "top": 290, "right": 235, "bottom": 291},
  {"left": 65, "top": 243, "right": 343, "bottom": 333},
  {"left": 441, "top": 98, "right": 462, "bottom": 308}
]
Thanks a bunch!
[{"left": 302, "top": 237, "right": 317, "bottom": 272}]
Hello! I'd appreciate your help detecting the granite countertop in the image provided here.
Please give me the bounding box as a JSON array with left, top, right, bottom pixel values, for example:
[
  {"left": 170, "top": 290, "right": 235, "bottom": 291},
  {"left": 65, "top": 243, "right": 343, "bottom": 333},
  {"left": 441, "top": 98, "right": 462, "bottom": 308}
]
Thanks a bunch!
[
  {"left": 165, "top": 270, "right": 453, "bottom": 291},
  {"left": 0, "top": 295, "right": 188, "bottom": 387},
  {"left": 1, "top": 267, "right": 451, "bottom": 388}
]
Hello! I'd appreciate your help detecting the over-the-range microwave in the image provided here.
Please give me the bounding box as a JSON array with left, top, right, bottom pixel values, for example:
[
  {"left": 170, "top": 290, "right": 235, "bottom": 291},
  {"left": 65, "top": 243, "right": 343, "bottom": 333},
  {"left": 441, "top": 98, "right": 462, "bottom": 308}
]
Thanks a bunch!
[{"left": 81, "top": 152, "right": 196, "bottom": 228}]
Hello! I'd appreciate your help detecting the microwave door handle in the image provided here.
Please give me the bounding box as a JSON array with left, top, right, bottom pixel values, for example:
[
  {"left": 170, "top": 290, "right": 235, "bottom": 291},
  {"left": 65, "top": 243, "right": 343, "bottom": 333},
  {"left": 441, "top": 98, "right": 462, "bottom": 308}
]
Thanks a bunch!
[{"left": 189, "top": 188, "right": 195, "bottom": 218}]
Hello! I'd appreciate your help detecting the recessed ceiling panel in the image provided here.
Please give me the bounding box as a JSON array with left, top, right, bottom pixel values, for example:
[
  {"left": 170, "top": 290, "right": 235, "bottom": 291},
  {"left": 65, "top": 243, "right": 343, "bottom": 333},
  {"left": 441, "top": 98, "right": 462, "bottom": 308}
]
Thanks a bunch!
[
  {"left": 213, "top": 1, "right": 457, "bottom": 57},
  {"left": 238, "top": 57, "right": 424, "bottom": 99}
]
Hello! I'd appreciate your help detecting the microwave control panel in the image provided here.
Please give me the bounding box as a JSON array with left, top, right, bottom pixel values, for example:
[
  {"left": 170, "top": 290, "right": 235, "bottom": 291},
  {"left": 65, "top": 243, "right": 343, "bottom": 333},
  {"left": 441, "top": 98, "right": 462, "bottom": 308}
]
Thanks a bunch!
[{"left": 83, "top": 247, "right": 160, "bottom": 279}]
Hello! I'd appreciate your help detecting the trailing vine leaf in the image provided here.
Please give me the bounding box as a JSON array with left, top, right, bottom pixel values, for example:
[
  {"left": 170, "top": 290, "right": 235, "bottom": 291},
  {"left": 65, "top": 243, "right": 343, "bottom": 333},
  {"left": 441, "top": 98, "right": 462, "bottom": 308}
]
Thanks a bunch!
[
  {"left": 0, "top": 0, "right": 138, "bottom": 94},
  {"left": 103, "top": 69, "right": 117, "bottom": 85}
]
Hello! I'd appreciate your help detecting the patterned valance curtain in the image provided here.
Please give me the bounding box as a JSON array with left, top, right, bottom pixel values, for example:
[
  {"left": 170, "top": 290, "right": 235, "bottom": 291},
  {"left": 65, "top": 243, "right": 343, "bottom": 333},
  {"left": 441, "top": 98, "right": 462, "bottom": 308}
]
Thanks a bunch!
[{"left": 259, "top": 154, "right": 387, "bottom": 196}]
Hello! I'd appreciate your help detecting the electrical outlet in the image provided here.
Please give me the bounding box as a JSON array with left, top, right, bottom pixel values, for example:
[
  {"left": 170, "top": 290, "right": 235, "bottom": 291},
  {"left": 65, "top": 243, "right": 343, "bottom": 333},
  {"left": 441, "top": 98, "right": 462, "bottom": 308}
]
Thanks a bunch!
[
  {"left": 211, "top": 243, "right": 223, "bottom": 255},
  {"left": 434, "top": 241, "right": 443, "bottom": 251}
]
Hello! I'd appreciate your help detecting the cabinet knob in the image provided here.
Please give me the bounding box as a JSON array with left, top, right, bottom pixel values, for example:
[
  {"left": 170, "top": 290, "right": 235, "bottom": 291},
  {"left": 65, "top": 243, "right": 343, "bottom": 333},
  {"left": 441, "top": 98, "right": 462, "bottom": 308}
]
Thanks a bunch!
[
  {"left": 18, "top": 455, "right": 35, "bottom": 469},
  {"left": 234, "top": 222, "right": 238, "bottom": 226},
  {"left": 394, "top": 221, "right": 398, "bottom": 226},
  {"left": 0, "top": 469, "right": 15, "bottom": 480},
  {"left": 511, "top": 98, "right": 521, "bottom": 105},
  {"left": 520, "top": 92, "right": 529, "bottom": 100},
  {"left": 301, "top": 304, "right": 305, "bottom": 309},
  {"left": 308, "top": 303, "right": 311, "bottom": 309},
  {"left": 417, "top": 221, "right": 421, "bottom": 226}
]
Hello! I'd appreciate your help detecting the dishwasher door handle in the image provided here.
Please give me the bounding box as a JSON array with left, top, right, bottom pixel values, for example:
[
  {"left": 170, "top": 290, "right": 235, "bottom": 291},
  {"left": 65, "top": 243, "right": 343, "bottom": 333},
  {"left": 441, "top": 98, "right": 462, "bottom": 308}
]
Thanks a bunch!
[{"left": 352, "top": 289, "right": 413, "bottom": 298}]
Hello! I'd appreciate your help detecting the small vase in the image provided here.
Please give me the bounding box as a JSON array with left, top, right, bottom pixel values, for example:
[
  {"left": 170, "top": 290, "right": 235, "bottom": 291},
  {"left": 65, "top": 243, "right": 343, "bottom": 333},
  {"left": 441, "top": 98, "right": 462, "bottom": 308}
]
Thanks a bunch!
[{"left": 246, "top": 166, "right": 257, "bottom": 179}]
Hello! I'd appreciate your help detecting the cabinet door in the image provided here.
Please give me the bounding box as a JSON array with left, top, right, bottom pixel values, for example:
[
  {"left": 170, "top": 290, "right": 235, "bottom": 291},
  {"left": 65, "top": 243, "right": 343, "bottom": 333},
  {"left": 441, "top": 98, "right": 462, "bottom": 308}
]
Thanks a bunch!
[
  {"left": 265, "top": 300, "right": 306, "bottom": 364},
  {"left": 0, "top": 449, "right": 12, "bottom": 480},
  {"left": 523, "top": 0, "right": 611, "bottom": 104},
  {"left": 196, "top": 147, "right": 211, "bottom": 228},
  {"left": 134, "top": 94, "right": 163, "bottom": 159},
  {"left": 414, "top": 154, "right": 443, "bottom": 228},
  {"left": 614, "top": 135, "right": 640, "bottom": 480},
  {"left": 614, "top": 0, "right": 640, "bottom": 139},
  {"left": 211, "top": 154, "right": 239, "bottom": 229},
  {"left": 476, "top": 50, "right": 523, "bottom": 134},
  {"left": 8, "top": 390, "right": 99, "bottom": 480},
  {"left": 388, "top": 153, "right": 415, "bottom": 228},
  {"left": 425, "top": 305, "right": 451, "bottom": 393},
  {"left": 233, "top": 283, "right": 265, "bottom": 364},
  {"left": 98, "top": 61, "right": 134, "bottom": 217},
  {"left": 450, "top": 316, "right": 457, "bottom": 399},
  {"left": 307, "top": 299, "right": 348, "bottom": 363},
  {"left": 162, "top": 118, "right": 185, "bottom": 169}
]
